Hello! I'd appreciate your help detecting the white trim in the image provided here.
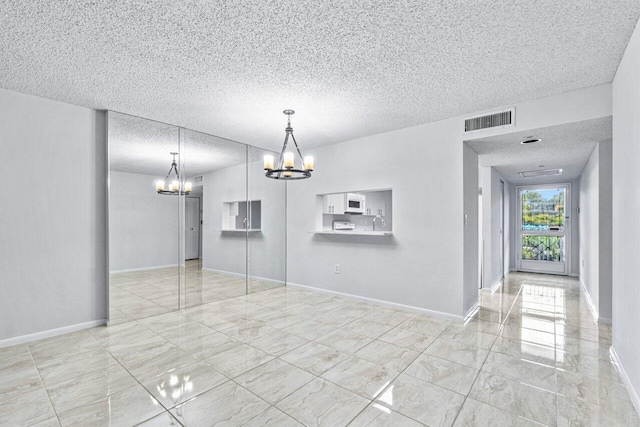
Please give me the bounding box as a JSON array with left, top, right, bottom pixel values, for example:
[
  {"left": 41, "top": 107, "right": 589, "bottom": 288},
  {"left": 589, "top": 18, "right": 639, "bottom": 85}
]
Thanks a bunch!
[
  {"left": 464, "top": 301, "right": 480, "bottom": 322},
  {"left": 579, "top": 278, "right": 599, "bottom": 323},
  {"left": 0, "top": 319, "right": 107, "bottom": 348},
  {"left": 610, "top": 347, "right": 640, "bottom": 418},
  {"left": 202, "top": 267, "right": 285, "bottom": 286},
  {"left": 286, "top": 282, "right": 464, "bottom": 322},
  {"left": 481, "top": 277, "right": 503, "bottom": 293},
  {"left": 110, "top": 264, "right": 178, "bottom": 274}
]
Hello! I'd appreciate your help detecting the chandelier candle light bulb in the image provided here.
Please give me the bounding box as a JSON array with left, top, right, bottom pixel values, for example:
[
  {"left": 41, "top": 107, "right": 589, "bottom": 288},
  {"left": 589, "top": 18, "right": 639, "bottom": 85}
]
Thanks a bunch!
[
  {"left": 263, "top": 155, "right": 274, "bottom": 171},
  {"left": 283, "top": 152, "right": 295, "bottom": 169},
  {"left": 184, "top": 182, "right": 193, "bottom": 193},
  {"left": 303, "top": 156, "right": 314, "bottom": 171},
  {"left": 156, "top": 181, "right": 165, "bottom": 192}
]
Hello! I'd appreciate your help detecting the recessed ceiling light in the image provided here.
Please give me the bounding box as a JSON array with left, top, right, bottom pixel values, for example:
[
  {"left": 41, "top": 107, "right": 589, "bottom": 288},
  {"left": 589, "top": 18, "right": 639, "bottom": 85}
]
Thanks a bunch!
[
  {"left": 519, "top": 168, "right": 562, "bottom": 178},
  {"left": 520, "top": 138, "right": 542, "bottom": 144}
]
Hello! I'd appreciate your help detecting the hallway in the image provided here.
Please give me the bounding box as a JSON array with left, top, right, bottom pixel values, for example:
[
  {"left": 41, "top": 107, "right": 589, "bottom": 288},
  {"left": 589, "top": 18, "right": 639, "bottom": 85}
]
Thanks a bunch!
[{"left": 0, "top": 273, "right": 636, "bottom": 426}]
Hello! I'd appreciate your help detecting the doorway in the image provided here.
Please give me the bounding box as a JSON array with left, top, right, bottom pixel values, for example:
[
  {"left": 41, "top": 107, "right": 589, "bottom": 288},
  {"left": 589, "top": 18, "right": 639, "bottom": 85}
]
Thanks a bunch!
[
  {"left": 185, "top": 197, "right": 200, "bottom": 260},
  {"left": 516, "top": 184, "right": 571, "bottom": 275}
]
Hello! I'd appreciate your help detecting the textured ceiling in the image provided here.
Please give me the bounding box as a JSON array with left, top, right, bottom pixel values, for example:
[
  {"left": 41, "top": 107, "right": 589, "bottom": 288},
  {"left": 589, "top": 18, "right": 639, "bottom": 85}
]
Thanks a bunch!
[
  {"left": 1, "top": 1, "right": 638, "bottom": 150},
  {"left": 109, "top": 112, "right": 271, "bottom": 177},
  {"left": 466, "top": 117, "right": 612, "bottom": 185}
]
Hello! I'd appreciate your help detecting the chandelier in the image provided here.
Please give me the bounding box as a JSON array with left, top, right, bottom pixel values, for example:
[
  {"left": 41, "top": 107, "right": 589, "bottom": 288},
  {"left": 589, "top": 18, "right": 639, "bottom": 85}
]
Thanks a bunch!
[
  {"left": 155, "top": 152, "right": 192, "bottom": 195},
  {"left": 264, "top": 110, "right": 314, "bottom": 180}
]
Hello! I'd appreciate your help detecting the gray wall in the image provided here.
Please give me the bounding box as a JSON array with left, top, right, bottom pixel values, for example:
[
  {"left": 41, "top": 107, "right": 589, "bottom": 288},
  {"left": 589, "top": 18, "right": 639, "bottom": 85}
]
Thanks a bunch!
[
  {"left": 0, "top": 88, "right": 107, "bottom": 341},
  {"left": 480, "top": 167, "right": 511, "bottom": 288},
  {"left": 612, "top": 16, "right": 640, "bottom": 412},
  {"left": 108, "top": 171, "right": 179, "bottom": 272},
  {"left": 463, "top": 144, "right": 479, "bottom": 314}
]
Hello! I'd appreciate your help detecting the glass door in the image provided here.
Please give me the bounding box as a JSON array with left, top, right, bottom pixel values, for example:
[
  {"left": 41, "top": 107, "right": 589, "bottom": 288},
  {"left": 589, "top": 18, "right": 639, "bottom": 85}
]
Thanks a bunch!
[{"left": 517, "top": 184, "right": 571, "bottom": 275}]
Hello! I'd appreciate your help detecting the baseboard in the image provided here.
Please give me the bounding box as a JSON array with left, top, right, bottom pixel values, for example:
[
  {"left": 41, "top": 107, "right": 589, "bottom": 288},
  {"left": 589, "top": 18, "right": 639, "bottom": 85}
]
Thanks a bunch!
[
  {"left": 599, "top": 316, "right": 612, "bottom": 325},
  {"left": 286, "top": 282, "right": 464, "bottom": 322},
  {"left": 110, "top": 264, "right": 178, "bottom": 274},
  {"left": 0, "top": 319, "right": 107, "bottom": 349},
  {"left": 610, "top": 347, "right": 640, "bottom": 417},
  {"left": 464, "top": 301, "right": 480, "bottom": 322},
  {"left": 579, "top": 279, "right": 599, "bottom": 324},
  {"left": 481, "top": 277, "right": 503, "bottom": 293},
  {"left": 569, "top": 273, "right": 579, "bottom": 277},
  {"left": 202, "top": 267, "right": 285, "bottom": 285}
]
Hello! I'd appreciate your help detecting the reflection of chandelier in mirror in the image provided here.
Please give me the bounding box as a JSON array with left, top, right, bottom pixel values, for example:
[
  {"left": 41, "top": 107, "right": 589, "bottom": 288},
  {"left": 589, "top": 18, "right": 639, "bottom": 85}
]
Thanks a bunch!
[
  {"left": 156, "top": 152, "right": 192, "bottom": 195},
  {"left": 264, "top": 110, "right": 314, "bottom": 180}
]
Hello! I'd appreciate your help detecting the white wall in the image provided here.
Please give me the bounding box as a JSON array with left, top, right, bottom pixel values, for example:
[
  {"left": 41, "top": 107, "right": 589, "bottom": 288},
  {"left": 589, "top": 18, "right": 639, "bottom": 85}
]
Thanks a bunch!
[
  {"left": 0, "top": 88, "right": 107, "bottom": 342},
  {"left": 612, "top": 17, "right": 640, "bottom": 413},
  {"left": 202, "top": 159, "right": 286, "bottom": 283},
  {"left": 480, "top": 167, "right": 512, "bottom": 289},
  {"left": 287, "top": 117, "right": 467, "bottom": 318},
  {"left": 108, "top": 171, "right": 179, "bottom": 272},
  {"left": 578, "top": 140, "right": 612, "bottom": 323},
  {"left": 463, "top": 144, "right": 479, "bottom": 314}
]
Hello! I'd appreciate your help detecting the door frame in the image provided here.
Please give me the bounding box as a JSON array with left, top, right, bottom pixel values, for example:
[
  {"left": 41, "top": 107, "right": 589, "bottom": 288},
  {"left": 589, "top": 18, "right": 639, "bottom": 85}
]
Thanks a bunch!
[
  {"left": 516, "top": 183, "right": 571, "bottom": 275},
  {"left": 499, "top": 180, "right": 505, "bottom": 280},
  {"left": 185, "top": 196, "right": 201, "bottom": 260}
]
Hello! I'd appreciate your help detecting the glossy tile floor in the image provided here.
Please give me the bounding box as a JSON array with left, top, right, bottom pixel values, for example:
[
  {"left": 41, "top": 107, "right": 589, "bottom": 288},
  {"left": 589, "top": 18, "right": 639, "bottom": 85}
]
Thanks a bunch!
[
  {"left": 1, "top": 273, "right": 638, "bottom": 426},
  {"left": 109, "top": 260, "right": 283, "bottom": 324}
]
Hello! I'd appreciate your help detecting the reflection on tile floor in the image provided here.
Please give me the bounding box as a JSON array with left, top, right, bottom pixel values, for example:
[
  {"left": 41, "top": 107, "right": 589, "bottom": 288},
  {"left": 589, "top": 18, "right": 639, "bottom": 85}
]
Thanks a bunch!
[
  {"left": 109, "top": 260, "right": 284, "bottom": 324},
  {"left": 1, "top": 272, "right": 639, "bottom": 426}
]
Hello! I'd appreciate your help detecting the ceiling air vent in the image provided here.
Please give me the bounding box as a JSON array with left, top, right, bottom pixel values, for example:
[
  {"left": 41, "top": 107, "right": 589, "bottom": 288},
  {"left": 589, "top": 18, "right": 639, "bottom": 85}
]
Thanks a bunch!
[
  {"left": 464, "top": 108, "right": 515, "bottom": 133},
  {"left": 195, "top": 176, "right": 203, "bottom": 183},
  {"left": 519, "top": 169, "right": 563, "bottom": 178}
]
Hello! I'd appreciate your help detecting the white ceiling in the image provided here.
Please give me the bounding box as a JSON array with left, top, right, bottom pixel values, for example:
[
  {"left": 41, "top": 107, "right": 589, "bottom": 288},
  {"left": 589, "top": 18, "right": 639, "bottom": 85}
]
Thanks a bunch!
[
  {"left": 466, "top": 117, "right": 612, "bottom": 185},
  {"left": 1, "top": 2, "right": 638, "bottom": 151},
  {"left": 109, "top": 112, "right": 270, "bottom": 177}
]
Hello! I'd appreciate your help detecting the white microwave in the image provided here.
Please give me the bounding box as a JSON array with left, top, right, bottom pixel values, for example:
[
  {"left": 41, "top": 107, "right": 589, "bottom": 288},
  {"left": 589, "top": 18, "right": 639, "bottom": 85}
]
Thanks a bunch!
[{"left": 344, "top": 193, "right": 366, "bottom": 214}]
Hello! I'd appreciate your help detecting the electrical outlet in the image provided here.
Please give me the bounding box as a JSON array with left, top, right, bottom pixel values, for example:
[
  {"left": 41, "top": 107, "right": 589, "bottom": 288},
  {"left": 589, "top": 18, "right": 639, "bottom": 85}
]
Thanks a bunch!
[{"left": 334, "top": 264, "right": 340, "bottom": 274}]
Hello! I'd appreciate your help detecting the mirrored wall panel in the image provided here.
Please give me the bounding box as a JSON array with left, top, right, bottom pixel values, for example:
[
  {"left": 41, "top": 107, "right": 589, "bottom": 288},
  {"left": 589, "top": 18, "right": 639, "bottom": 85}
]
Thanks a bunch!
[
  {"left": 108, "top": 112, "right": 286, "bottom": 322},
  {"left": 108, "top": 112, "right": 181, "bottom": 323}
]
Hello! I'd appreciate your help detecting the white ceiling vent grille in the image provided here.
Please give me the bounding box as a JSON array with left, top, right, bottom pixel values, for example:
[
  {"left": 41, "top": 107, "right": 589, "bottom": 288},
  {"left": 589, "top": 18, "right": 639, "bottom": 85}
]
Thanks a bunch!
[
  {"left": 464, "top": 108, "right": 515, "bottom": 133},
  {"left": 195, "top": 176, "right": 203, "bottom": 183}
]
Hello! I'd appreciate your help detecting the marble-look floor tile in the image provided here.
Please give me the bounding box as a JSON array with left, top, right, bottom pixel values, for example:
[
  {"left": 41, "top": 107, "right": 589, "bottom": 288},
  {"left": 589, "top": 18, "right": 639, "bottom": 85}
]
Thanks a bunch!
[
  {"left": 315, "top": 329, "right": 373, "bottom": 355},
  {"left": 321, "top": 356, "right": 398, "bottom": 399},
  {"left": 557, "top": 395, "right": 640, "bottom": 427},
  {"left": 142, "top": 361, "right": 227, "bottom": 409},
  {"left": 203, "top": 343, "right": 274, "bottom": 378},
  {"left": 243, "top": 406, "right": 303, "bottom": 426},
  {"left": 169, "top": 381, "right": 269, "bottom": 426},
  {"left": 349, "top": 402, "right": 424, "bottom": 427},
  {"left": 249, "top": 329, "right": 309, "bottom": 357},
  {"left": 490, "top": 335, "right": 556, "bottom": 364},
  {"left": 280, "top": 341, "right": 349, "bottom": 376},
  {"left": 29, "top": 331, "right": 101, "bottom": 364},
  {"left": 439, "top": 325, "right": 496, "bottom": 350},
  {"left": 0, "top": 387, "right": 56, "bottom": 427},
  {"left": 135, "top": 411, "right": 182, "bottom": 426},
  {"left": 482, "top": 351, "right": 556, "bottom": 392},
  {"left": 57, "top": 384, "right": 163, "bottom": 427},
  {"left": 276, "top": 378, "right": 369, "bottom": 427},
  {"left": 0, "top": 344, "right": 32, "bottom": 370},
  {"left": 453, "top": 398, "right": 541, "bottom": 426},
  {"left": 404, "top": 354, "right": 479, "bottom": 395},
  {"left": 36, "top": 347, "right": 120, "bottom": 387},
  {"left": 354, "top": 340, "right": 419, "bottom": 372},
  {"left": 424, "top": 338, "right": 489, "bottom": 369},
  {"left": 469, "top": 371, "right": 557, "bottom": 426},
  {"left": 375, "top": 373, "right": 465, "bottom": 427},
  {"left": 176, "top": 331, "right": 241, "bottom": 360},
  {"left": 399, "top": 316, "right": 451, "bottom": 336},
  {"left": 342, "top": 318, "right": 395, "bottom": 338},
  {"left": 234, "top": 359, "right": 315, "bottom": 404},
  {"left": 0, "top": 360, "right": 42, "bottom": 395},
  {"left": 377, "top": 327, "right": 436, "bottom": 352},
  {"left": 119, "top": 343, "right": 198, "bottom": 382},
  {"left": 47, "top": 363, "right": 138, "bottom": 415}
]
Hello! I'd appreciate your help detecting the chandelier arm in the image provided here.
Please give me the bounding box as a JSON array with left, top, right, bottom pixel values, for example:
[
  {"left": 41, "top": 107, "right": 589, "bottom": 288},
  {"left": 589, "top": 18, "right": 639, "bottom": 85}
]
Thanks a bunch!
[
  {"left": 276, "top": 131, "right": 291, "bottom": 179},
  {"left": 288, "top": 132, "right": 305, "bottom": 161}
]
